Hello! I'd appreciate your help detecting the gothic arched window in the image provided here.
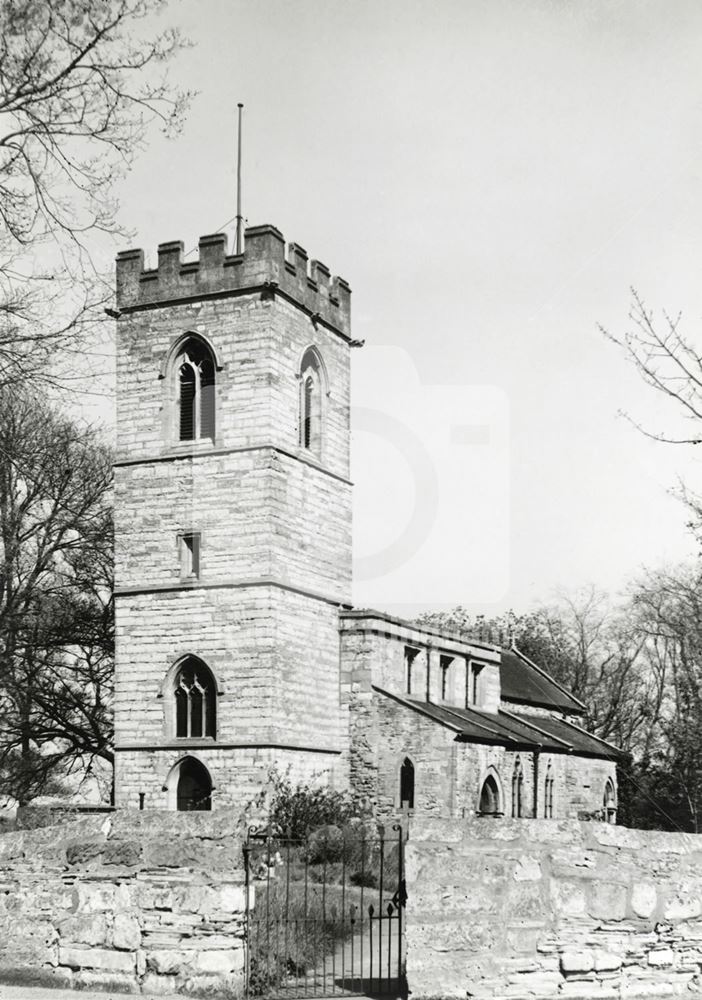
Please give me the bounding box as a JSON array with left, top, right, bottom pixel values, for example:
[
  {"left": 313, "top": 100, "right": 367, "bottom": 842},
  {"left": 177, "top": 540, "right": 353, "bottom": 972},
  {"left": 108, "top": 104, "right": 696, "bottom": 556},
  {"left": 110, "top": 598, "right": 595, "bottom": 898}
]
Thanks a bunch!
[
  {"left": 603, "top": 778, "right": 617, "bottom": 825},
  {"left": 176, "top": 337, "right": 216, "bottom": 442},
  {"left": 299, "top": 348, "right": 325, "bottom": 458},
  {"left": 478, "top": 774, "right": 501, "bottom": 817},
  {"left": 544, "top": 762, "right": 555, "bottom": 819},
  {"left": 400, "top": 756, "right": 415, "bottom": 810},
  {"left": 176, "top": 757, "right": 212, "bottom": 811},
  {"left": 174, "top": 657, "right": 216, "bottom": 739},
  {"left": 512, "top": 758, "right": 524, "bottom": 818}
]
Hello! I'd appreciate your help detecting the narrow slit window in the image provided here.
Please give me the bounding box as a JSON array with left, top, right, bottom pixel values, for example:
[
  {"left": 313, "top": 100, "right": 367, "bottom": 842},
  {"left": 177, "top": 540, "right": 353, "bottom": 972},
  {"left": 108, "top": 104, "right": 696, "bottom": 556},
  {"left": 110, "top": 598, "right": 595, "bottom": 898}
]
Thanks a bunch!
[
  {"left": 603, "top": 778, "right": 616, "bottom": 824},
  {"left": 544, "top": 764, "right": 554, "bottom": 819},
  {"left": 400, "top": 757, "right": 415, "bottom": 810},
  {"left": 180, "top": 532, "right": 201, "bottom": 579},
  {"left": 512, "top": 759, "right": 524, "bottom": 818}
]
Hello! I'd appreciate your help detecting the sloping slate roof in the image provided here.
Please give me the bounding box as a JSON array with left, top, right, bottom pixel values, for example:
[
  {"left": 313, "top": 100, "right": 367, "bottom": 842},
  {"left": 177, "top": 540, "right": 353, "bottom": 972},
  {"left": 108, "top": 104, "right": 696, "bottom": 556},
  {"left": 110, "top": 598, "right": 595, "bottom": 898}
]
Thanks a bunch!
[
  {"left": 388, "top": 692, "right": 621, "bottom": 759},
  {"left": 514, "top": 713, "right": 622, "bottom": 759},
  {"left": 499, "top": 647, "right": 585, "bottom": 714}
]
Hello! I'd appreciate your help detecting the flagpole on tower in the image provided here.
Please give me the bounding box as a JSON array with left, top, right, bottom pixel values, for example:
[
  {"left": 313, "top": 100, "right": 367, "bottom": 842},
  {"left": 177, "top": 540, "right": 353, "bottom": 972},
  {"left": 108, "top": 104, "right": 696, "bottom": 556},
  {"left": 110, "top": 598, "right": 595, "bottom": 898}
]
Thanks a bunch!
[{"left": 235, "top": 103, "right": 244, "bottom": 255}]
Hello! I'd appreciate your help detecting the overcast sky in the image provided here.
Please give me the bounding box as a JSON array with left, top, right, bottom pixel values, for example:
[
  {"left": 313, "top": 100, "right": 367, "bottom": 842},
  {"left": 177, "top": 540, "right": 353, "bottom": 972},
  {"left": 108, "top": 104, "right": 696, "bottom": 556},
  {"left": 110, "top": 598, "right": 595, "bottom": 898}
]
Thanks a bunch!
[{"left": 107, "top": 0, "right": 702, "bottom": 616}]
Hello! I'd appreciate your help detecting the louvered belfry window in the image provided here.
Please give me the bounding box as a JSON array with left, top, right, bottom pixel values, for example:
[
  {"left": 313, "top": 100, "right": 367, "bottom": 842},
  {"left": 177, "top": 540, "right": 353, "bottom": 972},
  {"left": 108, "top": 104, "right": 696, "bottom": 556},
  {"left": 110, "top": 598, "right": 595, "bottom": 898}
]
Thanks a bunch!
[
  {"left": 177, "top": 338, "right": 216, "bottom": 442},
  {"left": 299, "top": 348, "right": 323, "bottom": 457},
  {"left": 174, "top": 658, "right": 216, "bottom": 738}
]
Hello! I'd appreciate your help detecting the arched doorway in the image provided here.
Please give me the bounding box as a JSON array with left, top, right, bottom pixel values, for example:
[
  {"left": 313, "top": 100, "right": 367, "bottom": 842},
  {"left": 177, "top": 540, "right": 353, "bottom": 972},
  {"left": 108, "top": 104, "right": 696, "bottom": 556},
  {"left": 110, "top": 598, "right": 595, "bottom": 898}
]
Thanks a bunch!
[{"left": 176, "top": 757, "right": 212, "bottom": 811}]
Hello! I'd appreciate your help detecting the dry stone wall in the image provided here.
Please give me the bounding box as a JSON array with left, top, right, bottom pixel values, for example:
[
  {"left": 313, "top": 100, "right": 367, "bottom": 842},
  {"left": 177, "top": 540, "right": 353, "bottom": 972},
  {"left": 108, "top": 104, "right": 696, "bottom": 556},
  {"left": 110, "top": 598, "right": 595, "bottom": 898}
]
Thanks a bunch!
[
  {"left": 0, "top": 810, "right": 246, "bottom": 997},
  {"left": 406, "top": 816, "right": 702, "bottom": 999}
]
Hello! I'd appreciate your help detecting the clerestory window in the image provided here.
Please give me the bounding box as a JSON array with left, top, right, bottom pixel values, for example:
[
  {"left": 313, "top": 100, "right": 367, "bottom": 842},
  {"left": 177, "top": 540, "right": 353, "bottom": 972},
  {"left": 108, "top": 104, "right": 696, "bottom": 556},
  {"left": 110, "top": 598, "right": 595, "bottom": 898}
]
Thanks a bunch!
[
  {"left": 440, "top": 655, "right": 453, "bottom": 701},
  {"left": 174, "top": 657, "right": 216, "bottom": 739},
  {"left": 405, "top": 646, "right": 419, "bottom": 695}
]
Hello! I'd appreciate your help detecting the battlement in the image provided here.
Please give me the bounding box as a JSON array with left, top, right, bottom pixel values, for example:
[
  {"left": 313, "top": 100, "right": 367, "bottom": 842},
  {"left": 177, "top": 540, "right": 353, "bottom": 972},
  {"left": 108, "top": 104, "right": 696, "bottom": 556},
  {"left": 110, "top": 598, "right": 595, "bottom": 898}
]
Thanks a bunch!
[{"left": 115, "top": 225, "right": 351, "bottom": 336}]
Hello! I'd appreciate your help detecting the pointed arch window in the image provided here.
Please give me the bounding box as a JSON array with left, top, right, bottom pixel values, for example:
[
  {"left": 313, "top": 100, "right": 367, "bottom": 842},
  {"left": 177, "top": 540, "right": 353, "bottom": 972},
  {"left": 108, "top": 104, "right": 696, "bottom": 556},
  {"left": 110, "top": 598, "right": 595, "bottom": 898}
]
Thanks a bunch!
[
  {"left": 176, "top": 338, "right": 216, "bottom": 442},
  {"left": 603, "top": 778, "right": 617, "bottom": 825},
  {"left": 544, "top": 762, "right": 555, "bottom": 819},
  {"left": 478, "top": 774, "right": 501, "bottom": 817},
  {"left": 174, "top": 657, "right": 216, "bottom": 739},
  {"left": 299, "top": 348, "right": 324, "bottom": 458},
  {"left": 400, "top": 757, "right": 415, "bottom": 810},
  {"left": 512, "top": 758, "right": 525, "bottom": 818}
]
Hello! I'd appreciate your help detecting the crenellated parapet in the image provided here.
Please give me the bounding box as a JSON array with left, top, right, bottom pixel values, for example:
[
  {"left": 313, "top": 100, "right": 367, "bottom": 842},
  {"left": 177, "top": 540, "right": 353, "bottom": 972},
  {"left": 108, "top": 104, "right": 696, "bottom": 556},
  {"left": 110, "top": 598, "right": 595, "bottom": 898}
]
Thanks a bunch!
[{"left": 115, "top": 224, "right": 351, "bottom": 336}]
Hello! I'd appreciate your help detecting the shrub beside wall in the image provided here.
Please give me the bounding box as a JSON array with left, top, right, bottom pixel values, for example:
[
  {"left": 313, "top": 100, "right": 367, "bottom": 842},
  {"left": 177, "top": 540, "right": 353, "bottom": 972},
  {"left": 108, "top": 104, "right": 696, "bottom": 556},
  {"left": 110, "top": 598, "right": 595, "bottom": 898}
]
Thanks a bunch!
[
  {"left": 406, "top": 817, "right": 702, "bottom": 999},
  {"left": 0, "top": 810, "right": 246, "bottom": 997}
]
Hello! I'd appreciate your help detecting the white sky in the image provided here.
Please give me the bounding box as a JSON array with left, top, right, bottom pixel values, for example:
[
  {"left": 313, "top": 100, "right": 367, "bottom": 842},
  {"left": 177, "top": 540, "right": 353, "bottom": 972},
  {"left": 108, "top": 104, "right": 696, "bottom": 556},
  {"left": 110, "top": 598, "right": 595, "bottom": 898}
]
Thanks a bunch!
[{"left": 102, "top": 0, "right": 702, "bottom": 616}]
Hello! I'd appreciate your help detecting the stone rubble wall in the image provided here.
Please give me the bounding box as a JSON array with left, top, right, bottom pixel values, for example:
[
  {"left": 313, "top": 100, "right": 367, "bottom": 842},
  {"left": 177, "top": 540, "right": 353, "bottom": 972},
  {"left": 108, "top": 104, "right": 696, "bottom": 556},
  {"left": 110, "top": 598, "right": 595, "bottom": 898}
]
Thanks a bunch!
[
  {"left": 406, "top": 816, "right": 702, "bottom": 1000},
  {"left": 0, "top": 810, "right": 247, "bottom": 997}
]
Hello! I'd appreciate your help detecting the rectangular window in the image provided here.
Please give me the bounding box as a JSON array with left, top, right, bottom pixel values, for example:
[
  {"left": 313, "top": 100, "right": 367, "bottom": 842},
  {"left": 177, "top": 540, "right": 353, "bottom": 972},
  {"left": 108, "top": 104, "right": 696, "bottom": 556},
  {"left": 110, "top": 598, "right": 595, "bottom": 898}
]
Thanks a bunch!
[
  {"left": 440, "top": 655, "right": 453, "bottom": 700},
  {"left": 405, "top": 646, "right": 418, "bottom": 695},
  {"left": 469, "top": 662, "right": 484, "bottom": 707},
  {"left": 180, "top": 532, "right": 201, "bottom": 579}
]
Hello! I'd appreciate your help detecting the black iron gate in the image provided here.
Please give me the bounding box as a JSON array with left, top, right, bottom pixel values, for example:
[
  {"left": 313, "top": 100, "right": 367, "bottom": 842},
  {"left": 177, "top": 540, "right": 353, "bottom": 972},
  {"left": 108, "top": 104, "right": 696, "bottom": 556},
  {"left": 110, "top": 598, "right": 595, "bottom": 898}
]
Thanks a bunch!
[{"left": 244, "top": 824, "right": 407, "bottom": 999}]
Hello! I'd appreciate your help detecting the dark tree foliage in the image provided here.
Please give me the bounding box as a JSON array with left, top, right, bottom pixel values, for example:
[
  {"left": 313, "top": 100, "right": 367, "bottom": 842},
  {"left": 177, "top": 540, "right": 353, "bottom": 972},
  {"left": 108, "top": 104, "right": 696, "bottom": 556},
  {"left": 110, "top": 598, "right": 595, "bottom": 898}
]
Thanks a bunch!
[
  {"left": 0, "top": 387, "right": 113, "bottom": 805},
  {"left": 267, "top": 770, "right": 357, "bottom": 841}
]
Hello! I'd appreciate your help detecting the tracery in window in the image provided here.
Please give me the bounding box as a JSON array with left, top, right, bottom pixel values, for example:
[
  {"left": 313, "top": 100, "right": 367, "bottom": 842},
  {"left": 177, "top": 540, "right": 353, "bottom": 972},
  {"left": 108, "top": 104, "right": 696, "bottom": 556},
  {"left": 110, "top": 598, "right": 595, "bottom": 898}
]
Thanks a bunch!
[
  {"left": 174, "top": 657, "right": 216, "bottom": 739},
  {"left": 176, "top": 338, "right": 216, "bottom": 442}
]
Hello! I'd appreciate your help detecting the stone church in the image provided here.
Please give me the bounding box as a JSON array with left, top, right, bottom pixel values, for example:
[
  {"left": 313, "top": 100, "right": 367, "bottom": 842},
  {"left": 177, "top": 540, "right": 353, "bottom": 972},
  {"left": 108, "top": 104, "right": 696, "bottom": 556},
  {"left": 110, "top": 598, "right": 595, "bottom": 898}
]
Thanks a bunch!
[{"left": 113, "top": 224, "right": 619, "bottom": 822}]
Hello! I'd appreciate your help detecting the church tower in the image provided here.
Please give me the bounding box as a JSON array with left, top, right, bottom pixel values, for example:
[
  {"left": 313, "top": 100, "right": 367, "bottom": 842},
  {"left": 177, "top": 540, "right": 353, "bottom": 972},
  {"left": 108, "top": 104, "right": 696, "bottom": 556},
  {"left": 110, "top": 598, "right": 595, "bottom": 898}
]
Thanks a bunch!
[{"left": 112, "top": 226, "right": 353, "bottom": 810}]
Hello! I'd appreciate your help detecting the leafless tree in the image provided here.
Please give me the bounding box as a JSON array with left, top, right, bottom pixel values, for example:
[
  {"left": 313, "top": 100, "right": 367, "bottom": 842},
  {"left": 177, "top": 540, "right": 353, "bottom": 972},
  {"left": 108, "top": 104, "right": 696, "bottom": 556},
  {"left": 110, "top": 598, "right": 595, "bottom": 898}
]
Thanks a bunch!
[
  {"left": 0, "top": 387, "right": 113, "bottom": 805},
  {"left": 601, "top": 290, "right": 702, "bottom": 447},
  {"left": 0, "top": 0, "right": 192, "bottom": 389},
  {"left": 419, "top": 591, "right": 651, "bottom": 752},
  {"left": 628, "top": 564, "right": 702, "bottom": 832}
]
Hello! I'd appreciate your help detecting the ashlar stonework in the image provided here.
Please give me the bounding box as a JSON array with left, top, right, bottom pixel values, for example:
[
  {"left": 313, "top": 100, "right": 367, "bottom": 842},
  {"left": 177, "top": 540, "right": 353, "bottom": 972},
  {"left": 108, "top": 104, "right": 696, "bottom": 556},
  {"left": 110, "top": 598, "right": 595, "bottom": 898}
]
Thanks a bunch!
[{"left": 113, "top": 222, "right": 619, "bottom": 824}]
